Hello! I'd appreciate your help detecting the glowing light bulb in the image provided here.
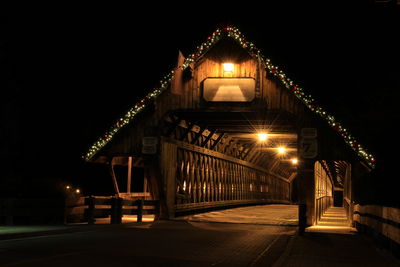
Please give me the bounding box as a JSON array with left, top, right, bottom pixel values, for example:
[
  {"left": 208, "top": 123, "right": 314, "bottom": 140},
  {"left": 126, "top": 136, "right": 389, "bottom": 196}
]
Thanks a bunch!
[
  {"left": 223, "top": 63, "right": 234, "bottom": 73},
  {"left": 277, "top": 147, "right": 286, "bottom": 154},
  {"left": 257, "top": 133, "right": 268, "bottom": 141}
]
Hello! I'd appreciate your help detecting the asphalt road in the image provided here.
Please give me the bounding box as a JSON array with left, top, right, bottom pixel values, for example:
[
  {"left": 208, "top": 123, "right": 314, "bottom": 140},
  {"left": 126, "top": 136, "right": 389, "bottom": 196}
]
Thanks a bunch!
[{"left": 0, "top": 221, "right": 295, "bottom": 266}]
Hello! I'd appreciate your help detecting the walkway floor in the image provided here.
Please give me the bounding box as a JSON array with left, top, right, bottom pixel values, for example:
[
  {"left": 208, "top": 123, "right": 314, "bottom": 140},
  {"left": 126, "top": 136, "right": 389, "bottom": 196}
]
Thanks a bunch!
[
  {"left": 275, "top": 206, "right": 400, "bottom": 266},
  {"left": 307, "top": 206, "right": 356, "bottom": 234},
  {"left": 174, "top": 204, "right": 299, "bottom": 225}
]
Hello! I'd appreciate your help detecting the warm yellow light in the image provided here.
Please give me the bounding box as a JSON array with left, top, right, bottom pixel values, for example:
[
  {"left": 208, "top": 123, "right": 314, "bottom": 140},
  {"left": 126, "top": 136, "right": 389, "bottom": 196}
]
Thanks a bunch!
[
  {"left": 277, "top": 147, "right": 286, "bottom": 154},
  {"left": 291, "top": 158, "right": 298, "bottom": 165},
  {"left": 66, "top": 185, "right": 70, "bottom": 189},
  {"left": 223, "top": 63, "right": 234, "bottom": 73},
  {"left": 75, "top": 189, "right": 80, "bottom": 194},
  {"left": 257, "top": 133, "right": 268, "bottom": 141}
]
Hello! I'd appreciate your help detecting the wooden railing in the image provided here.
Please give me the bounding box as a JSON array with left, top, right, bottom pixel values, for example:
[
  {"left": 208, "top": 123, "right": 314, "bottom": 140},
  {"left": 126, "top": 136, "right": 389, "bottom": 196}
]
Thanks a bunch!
[
  {"left": 67, "top": 196, "right": 159, "bottom": 224},
  {"left": 354, "top": 204, "right": 400, "bottom": 256},
  {"left": 162, "top": 139, "right": 291, "bottom": 214},
  {"left": 315, "top": 196, "right": 333, "bottom": 222}
]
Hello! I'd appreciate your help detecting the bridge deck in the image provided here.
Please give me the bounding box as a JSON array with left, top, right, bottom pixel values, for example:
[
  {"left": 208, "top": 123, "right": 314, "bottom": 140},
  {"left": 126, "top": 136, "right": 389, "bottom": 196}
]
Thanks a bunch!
[{"left": 174, "top": 204, "right": 298, "bottom": 226}]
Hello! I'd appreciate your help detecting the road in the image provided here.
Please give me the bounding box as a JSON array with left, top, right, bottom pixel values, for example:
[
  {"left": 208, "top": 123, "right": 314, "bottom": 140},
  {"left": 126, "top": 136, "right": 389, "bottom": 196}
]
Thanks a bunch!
[{"left": 0, "top": 205, "right": 298, "bottom": 266}]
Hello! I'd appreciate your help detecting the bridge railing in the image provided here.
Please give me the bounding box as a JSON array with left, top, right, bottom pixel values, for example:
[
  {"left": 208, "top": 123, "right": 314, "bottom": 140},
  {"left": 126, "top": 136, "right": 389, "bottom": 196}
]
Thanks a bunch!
[
  {"left": 315, "top": 195, "right": 333, "bottom": 222},
  {"left": 354, "top": 204, "right": 400, "bottom": 256},
  {"left": 163, "top": 139, "right": 291, "bottom": 215},
  {"left": 66, "top": 196, "right": 159, "bottom": 224}
]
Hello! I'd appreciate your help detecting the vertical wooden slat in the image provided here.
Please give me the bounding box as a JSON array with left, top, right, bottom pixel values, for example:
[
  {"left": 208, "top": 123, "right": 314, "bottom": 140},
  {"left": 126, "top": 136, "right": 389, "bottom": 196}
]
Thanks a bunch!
[
  {"left": 189, "top": 151, "right": 195, "bottom": 203},
  {"left": 127, "top": 156, "right": 132, "bottom": 194}
]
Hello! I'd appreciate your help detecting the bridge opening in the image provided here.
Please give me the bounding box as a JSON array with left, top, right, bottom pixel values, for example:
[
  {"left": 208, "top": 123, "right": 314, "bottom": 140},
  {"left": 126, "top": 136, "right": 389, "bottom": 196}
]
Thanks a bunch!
[{"left": 312, "top": 160, "right": 352, "bottom": 227}]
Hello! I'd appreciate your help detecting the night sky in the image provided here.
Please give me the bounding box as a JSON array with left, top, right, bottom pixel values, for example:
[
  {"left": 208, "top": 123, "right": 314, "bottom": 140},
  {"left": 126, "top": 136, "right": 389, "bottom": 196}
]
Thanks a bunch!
[{"left": 2, "top": 4, "right": 399, "bottom": 198}]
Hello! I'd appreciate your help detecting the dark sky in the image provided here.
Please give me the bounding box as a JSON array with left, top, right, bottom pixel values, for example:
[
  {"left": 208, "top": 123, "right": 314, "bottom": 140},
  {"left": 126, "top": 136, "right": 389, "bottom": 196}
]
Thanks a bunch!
[{"left": 2, "top": 4, "right": 399, "bottom": 195}]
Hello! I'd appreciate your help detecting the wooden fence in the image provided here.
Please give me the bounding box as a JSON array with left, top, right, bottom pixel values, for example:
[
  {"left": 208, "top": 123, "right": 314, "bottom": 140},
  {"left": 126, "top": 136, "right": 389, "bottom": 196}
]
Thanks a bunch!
[
  {"left": 67, "top": 196, "right": 159, "bottom": 224},
  {"left": 354, "top": 204, "right": 400, "bottom": 257}
]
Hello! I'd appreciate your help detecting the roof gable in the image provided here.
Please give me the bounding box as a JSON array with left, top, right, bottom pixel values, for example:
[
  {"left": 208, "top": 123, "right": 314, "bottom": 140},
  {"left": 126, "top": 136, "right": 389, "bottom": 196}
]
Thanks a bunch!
[{"left": 83, "top": 26, "right": 376, "bottom": 168}]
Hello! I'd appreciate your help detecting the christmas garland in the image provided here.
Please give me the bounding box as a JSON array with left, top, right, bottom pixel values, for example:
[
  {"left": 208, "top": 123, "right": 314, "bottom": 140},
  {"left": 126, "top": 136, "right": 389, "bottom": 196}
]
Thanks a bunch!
[{"left": 84, "top": 26, "right": 376, "bottom": 168}]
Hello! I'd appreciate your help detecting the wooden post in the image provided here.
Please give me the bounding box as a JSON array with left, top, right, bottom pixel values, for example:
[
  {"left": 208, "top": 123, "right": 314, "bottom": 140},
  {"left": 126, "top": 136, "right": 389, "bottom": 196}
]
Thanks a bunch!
[
  {"left": 109, "top": 164, "right": 120, "bottom": 196},
  {"left": 87, "top": 196, "right": 95, "bottom": 225},
  {"left": 298, "top": 203, "right": 307, "bottom": 235},
  {"left": 111, "top": 197, "right": 122, "bottom": 224},
  {"left": 136, "top": 199, "right": 144, "bottom": 222},
  {"left": 127, "top": 156, "right": 132, "bottom": 194},
  {"left": 154, "top": 200, "right": 160, "bottom": 221}
]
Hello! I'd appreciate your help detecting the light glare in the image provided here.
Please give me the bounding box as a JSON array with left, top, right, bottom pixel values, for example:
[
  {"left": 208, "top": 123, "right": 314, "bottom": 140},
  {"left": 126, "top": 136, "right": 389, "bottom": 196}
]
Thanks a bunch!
[
  {"left": 223, "top": 63, "right": 234, "bottom": 72},
  {"left": 257, "top": 133, "right": 268, "bottom": 141},
  {"left": 277, "top": 147, "right": 286, "bottom": 154}
]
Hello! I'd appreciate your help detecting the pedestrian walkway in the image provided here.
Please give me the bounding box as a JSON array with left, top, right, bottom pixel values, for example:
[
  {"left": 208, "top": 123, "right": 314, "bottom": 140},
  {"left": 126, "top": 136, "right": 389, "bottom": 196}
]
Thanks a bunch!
[
  {"left": 307, "top": 206, "right": 356, "bottom": 234},
  {"left": 274, "top": 206, "right": 400, "bottom": 266}
]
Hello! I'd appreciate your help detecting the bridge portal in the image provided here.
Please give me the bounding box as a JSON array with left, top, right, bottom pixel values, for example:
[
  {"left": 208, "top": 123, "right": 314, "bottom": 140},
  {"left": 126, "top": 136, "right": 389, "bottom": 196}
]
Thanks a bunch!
[{"left": 84, "top": 26, "right": 373, "bottom": 228}]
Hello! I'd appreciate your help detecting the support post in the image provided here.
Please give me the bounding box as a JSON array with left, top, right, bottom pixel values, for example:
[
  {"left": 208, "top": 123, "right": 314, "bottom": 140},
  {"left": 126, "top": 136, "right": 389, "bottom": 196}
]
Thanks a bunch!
[
  {"left": 87, "top": 196, "right": 95, "bottom": 225},
  {"left": 127, "top": 156, "right": 132, "bottom": 194},
  {"left": 298, "top": 203, "right": 307, "bottom": 235},
  {"left": 136, "top": 199, "right": 144, "bottom": 222},
  {"left": 111, "top": 197, "right": 122, "bottom": 224},
  {"left": 109, "top": 163, "right": 120, "bottom": 196},
  {"left": 154, "top": 201, "right": 160, "bottom": 221}
]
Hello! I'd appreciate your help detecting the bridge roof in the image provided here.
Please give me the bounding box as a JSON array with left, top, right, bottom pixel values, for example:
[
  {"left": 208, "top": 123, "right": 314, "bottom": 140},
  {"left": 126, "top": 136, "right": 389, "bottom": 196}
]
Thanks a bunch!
[{"left": 83, "top": 26, "right": 375, "bottom": 168}]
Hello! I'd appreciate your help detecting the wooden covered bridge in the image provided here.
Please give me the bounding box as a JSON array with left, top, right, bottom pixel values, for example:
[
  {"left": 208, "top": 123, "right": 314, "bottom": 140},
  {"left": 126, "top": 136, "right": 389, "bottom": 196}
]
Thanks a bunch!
[{"left": 84, "top": 26, "right": 375, "bottom": 227}]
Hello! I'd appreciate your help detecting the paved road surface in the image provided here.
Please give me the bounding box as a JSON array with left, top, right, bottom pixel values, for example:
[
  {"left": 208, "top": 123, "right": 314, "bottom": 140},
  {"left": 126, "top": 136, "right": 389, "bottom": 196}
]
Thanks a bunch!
[
  {"left": 0, "top": 220, "right": 295, "bottom": 266},
  {"left": 0, "top": 205, "right": 298, "bottom": 266},
  {"left": 2, "top": 205, "right": 396, "bottom": 266}
]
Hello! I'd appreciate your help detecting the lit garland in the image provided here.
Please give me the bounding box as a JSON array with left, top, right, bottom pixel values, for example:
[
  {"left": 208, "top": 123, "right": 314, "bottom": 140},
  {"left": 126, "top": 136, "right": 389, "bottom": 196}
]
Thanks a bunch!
[{"left": 84, "top": 26, "right": 376, "bottom": 168}]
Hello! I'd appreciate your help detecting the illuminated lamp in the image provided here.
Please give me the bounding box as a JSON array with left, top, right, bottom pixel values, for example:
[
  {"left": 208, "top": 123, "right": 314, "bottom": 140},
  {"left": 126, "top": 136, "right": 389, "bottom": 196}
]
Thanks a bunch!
[
  {"left": 223, "top": 63, "right": 234, "bottom": 73},
  {"left": 257, "top": 133, "right": 268, "bottom": 142},
  {"left": 277, "top": 147, "right": 286, "bottom": 154},
  {"left": 291, "top": 158, "right": 298, "bottom": 165}
]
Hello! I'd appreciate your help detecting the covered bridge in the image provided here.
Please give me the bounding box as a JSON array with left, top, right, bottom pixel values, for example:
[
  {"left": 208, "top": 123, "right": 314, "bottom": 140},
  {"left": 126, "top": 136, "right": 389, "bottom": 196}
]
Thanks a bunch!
[{"left": 84, "top": 26, "right": 375, "bottom": 226}]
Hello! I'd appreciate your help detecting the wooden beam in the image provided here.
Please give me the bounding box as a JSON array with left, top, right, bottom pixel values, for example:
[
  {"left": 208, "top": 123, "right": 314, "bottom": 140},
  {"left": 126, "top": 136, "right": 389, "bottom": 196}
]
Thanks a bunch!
[
  {"left": 191, "top": 125, "right": 208, "bottom": 145},
  {"left": 179, "top": 122, "right": 195, "bottom": 141},
  {"left": 217, "top": 136, "right": 232, "bottom": 154},
  {"left": 256, "top": 147, "right": 297, "bottom": 152},
  {"left": 109, "top": 164, "right": 120, "bottom": 196},
  {"left": 288, "top": 172, "right": 298, "bottom": 182},
  {"left": 200, "top": 129, "right": 216, "bottom": 147},
  {"left": 228, "top": 133, "right": 298, "bottom": 139},
  {"left": 210, "top": 133, "right": 225, "bottom": 150},
  {"left": 241, "top": 142, "right": 257, "bottom": 160},
  {"left": 165, "top": 115, "right": 181, "bottom": 137}
]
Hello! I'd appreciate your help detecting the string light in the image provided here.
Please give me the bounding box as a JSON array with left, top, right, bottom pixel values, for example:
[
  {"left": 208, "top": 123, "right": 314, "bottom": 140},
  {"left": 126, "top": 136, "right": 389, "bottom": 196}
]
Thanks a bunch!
[{"left": 83, "top": 26, "right": 376, "bottom": 168}]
